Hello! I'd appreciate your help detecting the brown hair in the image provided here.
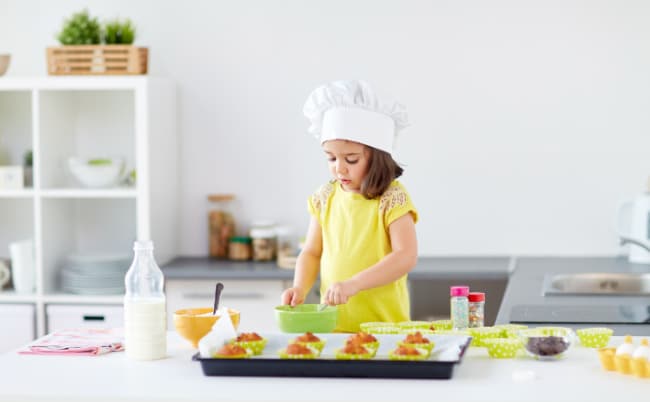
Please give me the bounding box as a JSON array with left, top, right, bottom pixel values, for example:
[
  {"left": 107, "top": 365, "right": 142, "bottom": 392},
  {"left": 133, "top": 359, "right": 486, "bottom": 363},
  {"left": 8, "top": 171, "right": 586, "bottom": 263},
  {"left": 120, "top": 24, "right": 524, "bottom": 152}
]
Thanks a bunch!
[{"left": 360, "top": 147, "right": 404, "bottom": 199}]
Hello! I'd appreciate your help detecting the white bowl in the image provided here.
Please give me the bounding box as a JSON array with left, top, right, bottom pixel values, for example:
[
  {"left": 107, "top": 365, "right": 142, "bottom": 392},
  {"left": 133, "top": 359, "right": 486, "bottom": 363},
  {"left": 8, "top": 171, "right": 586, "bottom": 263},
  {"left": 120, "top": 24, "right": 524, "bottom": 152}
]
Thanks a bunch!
[{"left": 68, "top": 157, "right": 125, "bottom": 188}]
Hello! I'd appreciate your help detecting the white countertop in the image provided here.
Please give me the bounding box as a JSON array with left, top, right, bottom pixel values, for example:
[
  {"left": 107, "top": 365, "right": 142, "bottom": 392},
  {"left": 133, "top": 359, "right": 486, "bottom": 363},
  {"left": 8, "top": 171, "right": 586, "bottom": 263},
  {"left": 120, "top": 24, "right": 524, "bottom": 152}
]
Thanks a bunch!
[{"left": 0, "top": 334, "right": 646, "bottom": 402}]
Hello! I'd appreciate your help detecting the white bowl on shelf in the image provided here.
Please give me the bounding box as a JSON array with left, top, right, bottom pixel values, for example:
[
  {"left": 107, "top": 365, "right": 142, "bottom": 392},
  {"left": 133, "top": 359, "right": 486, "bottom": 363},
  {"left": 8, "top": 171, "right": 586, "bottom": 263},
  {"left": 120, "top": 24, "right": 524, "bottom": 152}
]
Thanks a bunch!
[{"left": 67, "top": 157, "right": 125, "bottom": 188}]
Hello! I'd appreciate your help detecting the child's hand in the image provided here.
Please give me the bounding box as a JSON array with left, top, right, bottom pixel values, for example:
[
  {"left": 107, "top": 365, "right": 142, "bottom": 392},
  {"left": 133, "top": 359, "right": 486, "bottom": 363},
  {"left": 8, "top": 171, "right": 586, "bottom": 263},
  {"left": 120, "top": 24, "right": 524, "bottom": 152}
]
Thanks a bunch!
[
  {"left": 324, "top": 280, "right": 360, "bottom": 305},
  {"left": 281, "top": 287, "right": 305, "bottom": 307}
]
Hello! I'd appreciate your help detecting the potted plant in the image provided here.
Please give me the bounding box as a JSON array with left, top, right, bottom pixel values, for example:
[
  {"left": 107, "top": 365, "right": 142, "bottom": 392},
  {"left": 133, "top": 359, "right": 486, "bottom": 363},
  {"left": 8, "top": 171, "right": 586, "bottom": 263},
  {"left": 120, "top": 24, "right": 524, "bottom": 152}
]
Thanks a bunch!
[{"left": 46, "top": 9, "right": 148, "bottom": 75}]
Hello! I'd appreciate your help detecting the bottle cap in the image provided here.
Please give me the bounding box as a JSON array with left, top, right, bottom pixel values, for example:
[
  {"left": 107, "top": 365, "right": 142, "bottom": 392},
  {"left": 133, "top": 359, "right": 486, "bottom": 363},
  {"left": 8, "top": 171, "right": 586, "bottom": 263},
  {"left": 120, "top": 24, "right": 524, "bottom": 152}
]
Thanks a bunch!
[
  {"left": 450, "top": 286, "right": 469, "bottom": 297},
  {"left": 229, "top": 236, "right": 252, "bottom": 244},
  {"left": 468, "top": 292, "right": 485, "bottom": 302}
]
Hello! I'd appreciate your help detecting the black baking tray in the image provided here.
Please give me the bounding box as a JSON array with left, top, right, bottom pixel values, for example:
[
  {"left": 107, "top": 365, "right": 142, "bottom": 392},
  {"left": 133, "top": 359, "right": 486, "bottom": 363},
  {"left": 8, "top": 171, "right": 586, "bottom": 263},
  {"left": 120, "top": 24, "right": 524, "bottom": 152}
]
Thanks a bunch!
[{"left": 193, "top": 333, "right": 471, "bottom": 379}]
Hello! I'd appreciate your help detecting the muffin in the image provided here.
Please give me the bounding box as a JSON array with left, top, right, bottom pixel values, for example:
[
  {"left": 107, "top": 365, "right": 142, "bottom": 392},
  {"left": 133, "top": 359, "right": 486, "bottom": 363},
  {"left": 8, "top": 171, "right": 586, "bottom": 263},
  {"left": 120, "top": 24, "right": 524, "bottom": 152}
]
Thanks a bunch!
[
  {"left": 346, "top": 332, "right": 379, "bottom": 356},
  {"left": 388, "top": 345, "right": 428, "bottom": 361},
  {"left": 213, "top": 343, "right": 250, "bottom": 359},
  {"left": 279, "top": 343, "right": 318, "bottom": 360},
  {"left": 231, "top": 332, "right": 268, "bottom": 355},
  {"left": 291, "top": 332, "right": 326, "bottom": 353},
  {"left": 397, "top": 331, "right": 435, "bottom": 353},
  {"left": 335, "top": 341, "right": 374, "bottom": 360}
]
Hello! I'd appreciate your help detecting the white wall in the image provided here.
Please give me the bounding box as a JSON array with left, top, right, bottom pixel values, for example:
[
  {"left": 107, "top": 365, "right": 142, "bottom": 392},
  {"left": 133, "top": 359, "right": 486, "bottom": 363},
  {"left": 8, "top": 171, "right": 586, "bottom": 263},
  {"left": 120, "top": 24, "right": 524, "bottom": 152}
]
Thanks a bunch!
[{"left": 1, "top": 0, "right": 649, "bottom": 257}]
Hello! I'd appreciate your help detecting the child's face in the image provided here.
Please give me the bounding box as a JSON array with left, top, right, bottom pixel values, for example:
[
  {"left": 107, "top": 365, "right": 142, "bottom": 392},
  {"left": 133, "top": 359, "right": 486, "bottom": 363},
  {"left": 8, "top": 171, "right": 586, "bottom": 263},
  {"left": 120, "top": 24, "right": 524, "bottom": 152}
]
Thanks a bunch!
[{"left": 322, "top": 140, "right": 370, "bottom": 193}]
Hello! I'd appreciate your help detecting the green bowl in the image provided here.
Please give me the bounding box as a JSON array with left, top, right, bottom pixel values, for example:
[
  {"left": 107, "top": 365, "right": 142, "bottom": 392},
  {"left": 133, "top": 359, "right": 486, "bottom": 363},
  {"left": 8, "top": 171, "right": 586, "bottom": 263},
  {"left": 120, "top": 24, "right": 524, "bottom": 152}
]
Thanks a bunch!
[
  {"left": 576, "top": 327, "right": 613, "bottom": 348},
  {"left": 274, "top": 304, "right": 338, "bottom": 333}
]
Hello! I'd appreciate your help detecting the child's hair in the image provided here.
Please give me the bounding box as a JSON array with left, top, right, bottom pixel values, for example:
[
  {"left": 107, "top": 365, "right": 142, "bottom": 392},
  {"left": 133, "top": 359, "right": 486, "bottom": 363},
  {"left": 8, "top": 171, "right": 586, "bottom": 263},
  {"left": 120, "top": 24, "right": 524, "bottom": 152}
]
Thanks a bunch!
[{"left": 360, "top": 146, "right": 404, "bottom": 199}]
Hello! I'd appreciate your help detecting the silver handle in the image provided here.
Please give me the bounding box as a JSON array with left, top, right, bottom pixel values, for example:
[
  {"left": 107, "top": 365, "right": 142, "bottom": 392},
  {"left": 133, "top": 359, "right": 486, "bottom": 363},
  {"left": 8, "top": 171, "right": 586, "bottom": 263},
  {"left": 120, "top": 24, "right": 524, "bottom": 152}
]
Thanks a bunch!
[{"left": 182, "top": 292, "right": 265, "bottom": 300}]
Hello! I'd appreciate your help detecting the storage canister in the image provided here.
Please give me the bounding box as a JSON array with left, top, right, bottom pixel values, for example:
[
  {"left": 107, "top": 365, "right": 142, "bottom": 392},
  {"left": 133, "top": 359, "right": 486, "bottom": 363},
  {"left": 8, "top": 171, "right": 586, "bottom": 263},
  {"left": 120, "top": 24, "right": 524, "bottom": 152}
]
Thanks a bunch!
[
  {"left": 250, "top": 222, "right": 276, "bottom": 261},
  {"left": 450, "top": 285, "right": 470, "bottom": 331},
  {"left": 228, "top": 237, "right": 252, "bottom": 261}
]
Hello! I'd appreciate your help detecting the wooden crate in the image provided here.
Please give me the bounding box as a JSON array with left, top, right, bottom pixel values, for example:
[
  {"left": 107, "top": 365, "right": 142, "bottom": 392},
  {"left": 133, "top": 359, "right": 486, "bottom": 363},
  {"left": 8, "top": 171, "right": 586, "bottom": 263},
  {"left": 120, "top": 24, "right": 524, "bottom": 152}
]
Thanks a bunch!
[{"left": 46, "top": 45, "right": 148, "bottom": 75}]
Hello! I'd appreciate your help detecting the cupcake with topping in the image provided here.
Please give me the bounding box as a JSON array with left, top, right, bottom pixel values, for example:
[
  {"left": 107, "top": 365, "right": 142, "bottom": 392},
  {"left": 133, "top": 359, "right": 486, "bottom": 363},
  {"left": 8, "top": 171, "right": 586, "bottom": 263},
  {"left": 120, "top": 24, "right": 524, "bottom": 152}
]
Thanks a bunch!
[
  {"left": 397, "top": 331, "right": 434, "bottom": 354},
  {"left": 346, "top": 332, "right": 379, "bottom": 356},
  {"left": 279, "top": 343, "right": 318, "bottom": 359},
  {"left": 614, "top": 335, "right": 635, "bottom": 374},
  {"left": 388, "top": 345, "right": 428, "bottom": 361},
  {"left": 231, "top": 332, "right": 267, "bottom": 355},
  {"left": 631, "top": 338, "right": 650, "bottom": 378},
  {"left": 213, "top": 343, "right": 250, "bottom": 359},
  {"left": 335, "top": 341, "right": 374, "bottom": 360},
  {"left": 291, "top": 332, "right": 326, "bottom": 353}
]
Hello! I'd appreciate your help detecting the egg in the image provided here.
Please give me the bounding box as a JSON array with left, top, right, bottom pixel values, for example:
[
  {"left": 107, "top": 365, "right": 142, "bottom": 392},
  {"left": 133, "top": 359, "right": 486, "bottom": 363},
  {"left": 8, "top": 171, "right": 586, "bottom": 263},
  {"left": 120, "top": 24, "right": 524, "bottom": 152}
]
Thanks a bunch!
[
  {"left": 632, "top": 339, "right": 650, "bottom": 360},
  {"left": 615, "top": 335, "right": 635, "bottom": 356}
]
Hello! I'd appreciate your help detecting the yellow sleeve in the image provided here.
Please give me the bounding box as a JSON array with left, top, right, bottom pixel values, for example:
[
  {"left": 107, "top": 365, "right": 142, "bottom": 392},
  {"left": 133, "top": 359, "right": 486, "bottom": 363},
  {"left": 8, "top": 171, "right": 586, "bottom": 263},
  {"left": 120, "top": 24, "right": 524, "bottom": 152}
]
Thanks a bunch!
[{"left": 380, "top": 181, "right": 418, "bottom": 227}]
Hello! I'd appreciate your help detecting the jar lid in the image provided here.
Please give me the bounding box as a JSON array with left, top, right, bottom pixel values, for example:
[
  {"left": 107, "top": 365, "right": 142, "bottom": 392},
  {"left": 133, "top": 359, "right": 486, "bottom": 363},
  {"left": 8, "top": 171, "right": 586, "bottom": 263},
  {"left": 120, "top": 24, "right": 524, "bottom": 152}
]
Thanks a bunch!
[
  {"left": 468, "top": 292, "right": 485, "bottom": 302},
  {"left": 450, "top": 286, "right": 469, "bottom": 297},
  {"left": 230, "top": 236, "right": 252, "bottom": 244}
]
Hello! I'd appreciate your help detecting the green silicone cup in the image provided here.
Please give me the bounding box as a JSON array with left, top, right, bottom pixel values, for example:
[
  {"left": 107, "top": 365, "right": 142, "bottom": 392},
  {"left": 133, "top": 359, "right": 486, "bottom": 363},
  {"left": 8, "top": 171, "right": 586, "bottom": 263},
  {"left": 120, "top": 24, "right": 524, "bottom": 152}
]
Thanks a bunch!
[
  {"left": 388, "top": 347, "right": 429, "bottom": 361},
  {"left": 576, "top": 328, "right": 613, "bottom": 348},
  {"left": 468, "top": 327, "right": 503, "bottom": 347},
  {"left": 230, "top": 338, "right": 268, "bottom": 355},
  {"left": 431, "top": 319, "right": 453, "bottom": 331},
  {"left": 484, "top": 338, "right": 522, "bottom": 358}
]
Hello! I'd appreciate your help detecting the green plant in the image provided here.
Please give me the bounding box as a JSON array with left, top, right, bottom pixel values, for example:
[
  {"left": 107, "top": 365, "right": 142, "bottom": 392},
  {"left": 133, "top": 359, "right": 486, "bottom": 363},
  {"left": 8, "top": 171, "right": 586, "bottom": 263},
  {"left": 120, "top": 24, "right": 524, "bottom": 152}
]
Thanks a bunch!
[
  {"left": 57, "top": 9, "right": 101, "bottom": 45},
  {"left": 103, "top": 19, "right": 136, "bottom": 44},
  {"left": 23, "top": 150, "right": 32, "bottom": 167}
]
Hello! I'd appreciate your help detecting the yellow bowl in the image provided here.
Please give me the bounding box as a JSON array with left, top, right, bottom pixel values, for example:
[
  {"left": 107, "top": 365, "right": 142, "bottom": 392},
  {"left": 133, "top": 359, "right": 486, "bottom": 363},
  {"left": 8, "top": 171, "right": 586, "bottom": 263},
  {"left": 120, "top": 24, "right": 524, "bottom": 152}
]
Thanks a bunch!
[{"left": 173, "top": 307, "right": 240, "bottom": 348}]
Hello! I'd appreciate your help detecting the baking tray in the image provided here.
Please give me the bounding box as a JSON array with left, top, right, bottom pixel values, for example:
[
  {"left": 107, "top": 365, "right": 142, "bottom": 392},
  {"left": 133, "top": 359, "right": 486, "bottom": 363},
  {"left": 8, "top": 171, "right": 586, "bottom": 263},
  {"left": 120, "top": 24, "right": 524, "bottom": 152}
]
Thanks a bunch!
[{"left": 193, "top": 333, "right": 471, "bottom": 379}]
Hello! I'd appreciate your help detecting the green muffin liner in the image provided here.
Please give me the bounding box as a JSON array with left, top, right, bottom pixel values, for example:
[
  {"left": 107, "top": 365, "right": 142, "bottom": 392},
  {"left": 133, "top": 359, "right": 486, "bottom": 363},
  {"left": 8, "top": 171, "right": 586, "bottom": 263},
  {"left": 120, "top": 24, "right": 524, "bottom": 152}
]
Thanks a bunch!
[
  {"left": 388, "top": 347, "right": 429, "bottom": 361},
  {"left": 231, "top": 338, "right": 268, "bottom": 355},
  {"left": 365, "top": 326, "right": 400, "bottom": 335},
  {"left": 397, "top": 321, "right": 433, "bottom": 330},
  {"left": 576, "top": 327, "right": 613, "bottom": 348},
  {"left": 335, "top": 350, "right": 374, "bottom": 360},
  {"left": 493, "top": 324, "right": 528, "bottom": 338},
  {"left": 397, "top": 340, "right": 435, "bottom": 353},
  {"left": 212, "top": 352, "right": 251, "bottom": 359},
  {"left": 432, "top": 329, "right": 470, "bottom": 336},
  {"left": 292, "top": 340, "right": 326, "bottom": 353},
  {"left": 430, "top": 319, "right": 453, "bottom": 331},
  {"left": 468, "top": 327, "right": 503, "bottom": 347},
  {"left": 360, "top": 322, "right": 392, "bottom": 331},
  {"left": 278, "top": 348, "right": 318, "bottom": 359},
  {"left": 399, "top": 328, "right": 436, "bottom": 335},
  {"left": 484, "top": 338, "right": 522, "bottom": 359}
]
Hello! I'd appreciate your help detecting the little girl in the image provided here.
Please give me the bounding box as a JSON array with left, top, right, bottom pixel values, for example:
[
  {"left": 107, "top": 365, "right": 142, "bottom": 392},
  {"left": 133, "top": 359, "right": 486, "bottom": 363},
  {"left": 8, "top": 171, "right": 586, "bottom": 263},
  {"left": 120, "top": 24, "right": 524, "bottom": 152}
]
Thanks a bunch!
[{"left": 281, "top": 80, "right": 418, "bottom": 332}]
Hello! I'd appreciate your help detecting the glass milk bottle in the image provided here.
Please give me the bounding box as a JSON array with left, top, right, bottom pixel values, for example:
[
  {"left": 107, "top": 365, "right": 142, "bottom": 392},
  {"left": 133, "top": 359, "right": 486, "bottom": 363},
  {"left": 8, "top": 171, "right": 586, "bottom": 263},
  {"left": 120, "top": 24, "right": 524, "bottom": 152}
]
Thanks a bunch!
[{"left": 124, "top": 240, "right": 167, "bottom": 360}]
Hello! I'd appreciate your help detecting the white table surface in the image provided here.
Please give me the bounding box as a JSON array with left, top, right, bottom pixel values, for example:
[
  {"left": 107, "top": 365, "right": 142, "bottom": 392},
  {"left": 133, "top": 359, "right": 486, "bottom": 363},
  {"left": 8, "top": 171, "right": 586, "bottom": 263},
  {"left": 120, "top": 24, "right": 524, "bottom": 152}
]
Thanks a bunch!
[{"left": 0, "top": 333, "right": 646, "bottom": 402}]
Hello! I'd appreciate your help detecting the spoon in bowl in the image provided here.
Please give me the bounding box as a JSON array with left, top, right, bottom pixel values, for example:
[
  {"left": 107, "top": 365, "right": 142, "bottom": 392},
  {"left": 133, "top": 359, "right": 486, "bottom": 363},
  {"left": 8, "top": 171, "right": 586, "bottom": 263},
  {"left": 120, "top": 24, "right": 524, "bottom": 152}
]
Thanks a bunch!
[{"left": 213, "top": 282, "right": 224, "bottom": 315}]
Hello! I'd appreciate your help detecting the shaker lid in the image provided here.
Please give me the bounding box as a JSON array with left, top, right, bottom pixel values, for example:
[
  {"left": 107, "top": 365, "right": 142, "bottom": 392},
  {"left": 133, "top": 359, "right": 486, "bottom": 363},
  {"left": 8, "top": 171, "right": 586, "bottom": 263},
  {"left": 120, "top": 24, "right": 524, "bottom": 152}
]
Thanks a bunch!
[
  {"left": 450, "top": 286, "right": 469, "bottom": 297},
  {"left": 468, "top": 292, "right": 485, "bottom": 302}
]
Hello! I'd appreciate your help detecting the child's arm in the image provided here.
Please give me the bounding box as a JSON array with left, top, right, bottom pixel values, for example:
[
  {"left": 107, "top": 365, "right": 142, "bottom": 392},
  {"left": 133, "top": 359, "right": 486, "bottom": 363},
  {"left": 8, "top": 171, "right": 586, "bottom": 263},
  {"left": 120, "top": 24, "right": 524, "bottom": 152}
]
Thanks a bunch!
[
  {"left": 281, "top": 216, "right": 323, "bottom": 306},
  {"left": 324, "top": 212, "right": 417, "bottom": 305}
]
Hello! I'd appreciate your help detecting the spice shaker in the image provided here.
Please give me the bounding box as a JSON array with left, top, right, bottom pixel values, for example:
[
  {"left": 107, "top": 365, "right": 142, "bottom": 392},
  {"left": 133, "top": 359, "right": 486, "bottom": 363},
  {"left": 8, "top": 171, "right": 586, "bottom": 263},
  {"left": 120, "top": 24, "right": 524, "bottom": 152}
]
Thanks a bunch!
[
  {"left": 468, "top": 292, "right": 485, "bottom": 328},
  {"left": 450, "top": 286, "right": 470, "bottom": 331}
]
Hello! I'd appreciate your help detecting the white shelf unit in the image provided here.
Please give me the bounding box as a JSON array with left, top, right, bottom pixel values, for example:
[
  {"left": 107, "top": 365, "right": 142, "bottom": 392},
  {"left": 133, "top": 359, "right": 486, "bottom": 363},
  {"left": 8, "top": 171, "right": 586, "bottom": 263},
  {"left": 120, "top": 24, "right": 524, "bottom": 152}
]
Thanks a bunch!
[{"left": 0, "top": 76, "right": 178, "bottom": 339}]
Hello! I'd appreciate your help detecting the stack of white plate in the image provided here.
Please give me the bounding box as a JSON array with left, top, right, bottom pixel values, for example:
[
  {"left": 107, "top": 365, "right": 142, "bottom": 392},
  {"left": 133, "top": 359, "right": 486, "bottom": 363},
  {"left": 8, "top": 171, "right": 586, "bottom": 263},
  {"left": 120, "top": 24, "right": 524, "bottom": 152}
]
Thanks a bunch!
[{"left": 60, "top": 254, "right": 131, "bottom": 295}]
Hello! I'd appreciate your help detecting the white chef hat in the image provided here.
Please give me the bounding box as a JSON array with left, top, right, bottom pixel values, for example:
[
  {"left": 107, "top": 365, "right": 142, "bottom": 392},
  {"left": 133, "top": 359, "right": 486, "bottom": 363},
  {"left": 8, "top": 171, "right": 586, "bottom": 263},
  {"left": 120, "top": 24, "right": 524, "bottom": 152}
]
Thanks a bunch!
[{"left": 303, "top": 80, "right": 408, "bottom": 155}]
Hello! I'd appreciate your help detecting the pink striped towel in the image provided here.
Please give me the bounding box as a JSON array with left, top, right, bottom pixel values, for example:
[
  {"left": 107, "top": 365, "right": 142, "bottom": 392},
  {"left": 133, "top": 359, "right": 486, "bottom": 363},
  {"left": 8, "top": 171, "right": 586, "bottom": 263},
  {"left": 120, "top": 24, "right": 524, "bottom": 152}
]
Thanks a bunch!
[{"left": 18, "top": 328, "right": 124, "bottom": 356}]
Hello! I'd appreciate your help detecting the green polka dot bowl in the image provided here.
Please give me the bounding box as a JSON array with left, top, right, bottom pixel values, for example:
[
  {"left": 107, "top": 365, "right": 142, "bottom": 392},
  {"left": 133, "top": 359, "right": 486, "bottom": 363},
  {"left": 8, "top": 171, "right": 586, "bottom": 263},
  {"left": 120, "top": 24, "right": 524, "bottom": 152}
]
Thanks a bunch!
[
  {"left": 484, "top": 338, "right": 522, "bottom": 358},
  {"left": 430, "top": 319, "right": 453, "bottom": 331},
  {"left": 468, "top": 327, "right": 503, "bottom": 347},
  {"left": 576, "top": 327, "right": 613, "bottom": 348}
]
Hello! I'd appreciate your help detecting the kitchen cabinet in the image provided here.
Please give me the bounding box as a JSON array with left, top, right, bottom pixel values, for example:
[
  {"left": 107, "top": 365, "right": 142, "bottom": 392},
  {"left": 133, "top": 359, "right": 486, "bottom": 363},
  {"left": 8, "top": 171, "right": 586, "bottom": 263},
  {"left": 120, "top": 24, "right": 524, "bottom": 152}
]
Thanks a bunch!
[
  {"left": 0, "top": 304, "right": 34, "bottom": 353},
  {"left": 46, "top": 304, "right": 124, "bottom": 333},
  {"left": 0, "top": 77, "right": 177, "bottom": 339},
  {"left": 166, "top": 279, "right": 292, "bottom": 332}
]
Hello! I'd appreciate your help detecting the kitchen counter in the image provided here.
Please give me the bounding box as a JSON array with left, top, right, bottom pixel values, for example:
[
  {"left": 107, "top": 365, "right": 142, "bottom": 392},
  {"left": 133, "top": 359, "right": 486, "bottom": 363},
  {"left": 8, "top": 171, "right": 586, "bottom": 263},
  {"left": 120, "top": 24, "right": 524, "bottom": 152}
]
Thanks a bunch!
[
  {"left": 162, "top": 256, "right": 512, "bottom": 280},
  {"left": 496, "top": 257, "right": 650, "bottom": 334},
  {"left": 0, "top": 333, "right": 645, "bottom": 402}
]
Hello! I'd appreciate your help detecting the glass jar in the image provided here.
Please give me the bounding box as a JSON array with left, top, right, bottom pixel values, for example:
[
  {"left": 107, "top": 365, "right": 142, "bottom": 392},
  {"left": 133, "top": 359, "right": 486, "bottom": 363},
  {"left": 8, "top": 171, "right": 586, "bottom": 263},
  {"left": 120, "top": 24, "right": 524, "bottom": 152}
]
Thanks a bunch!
[
  {"left": 250, "top": 221, "right": 276, "bottom": 261},
  {"left": 228, "top": 237, "right": 252, "bottom": 261},
  {"left": 207, "top": 194, "right": 235, "bottom": 259},
  {"left": 468, "top": 292, "right": 485, "bottom": 328},
  {"left": 450, "top": 285, "right": 469, "bottom": 331}
]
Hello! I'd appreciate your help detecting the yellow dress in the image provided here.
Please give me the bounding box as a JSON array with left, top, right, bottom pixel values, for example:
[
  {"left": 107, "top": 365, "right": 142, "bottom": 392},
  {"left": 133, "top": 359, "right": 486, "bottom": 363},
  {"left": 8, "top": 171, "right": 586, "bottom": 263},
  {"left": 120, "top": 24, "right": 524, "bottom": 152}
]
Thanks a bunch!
[{"left": 308, "top": 180, "right": 418, "bottom": 332}]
